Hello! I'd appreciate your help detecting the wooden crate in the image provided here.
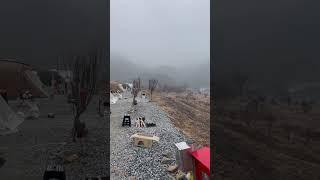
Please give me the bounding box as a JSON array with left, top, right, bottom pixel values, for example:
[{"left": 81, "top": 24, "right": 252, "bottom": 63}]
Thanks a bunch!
[{"left": 130, "top": 133, "right": 160, "bottom": 148}]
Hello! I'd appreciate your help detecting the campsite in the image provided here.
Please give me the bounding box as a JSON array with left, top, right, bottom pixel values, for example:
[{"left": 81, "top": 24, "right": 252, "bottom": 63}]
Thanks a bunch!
[
  {"left": 0, "top": 58, "right": 210, "bottom": 180},
  {"left": 110, "top": 80, "right": 210, "bottom": 179},
  {"left": 0, "top": 58, "right": 108, "bottom": 180}
]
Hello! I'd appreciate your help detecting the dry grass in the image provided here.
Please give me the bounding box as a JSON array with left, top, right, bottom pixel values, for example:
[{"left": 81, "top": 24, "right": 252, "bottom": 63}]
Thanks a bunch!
[
  {"left": 214, "top": 98, "right": 320, "bottom": 180},
  {"left": 153, "top": 91, "right": 210, "bottom": 147}
]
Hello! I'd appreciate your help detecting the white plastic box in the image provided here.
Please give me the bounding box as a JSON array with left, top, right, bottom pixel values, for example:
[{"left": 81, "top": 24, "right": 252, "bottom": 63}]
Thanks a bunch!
[{"left": 175, "top": 142, "right": 193, "bottom": 172}]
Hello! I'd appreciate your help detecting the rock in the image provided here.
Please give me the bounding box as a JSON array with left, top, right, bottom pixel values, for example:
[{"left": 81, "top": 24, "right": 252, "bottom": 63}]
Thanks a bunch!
[
  {"left": 186, "top": 172, "right": 193, "bottom": 180},
  {"left": 167, "top": 164, "right": 178, "bottom": 173},
  {"left": 128, "top": 176, "right": 136, "bottom": 180},
  {"left": 162, "top": 151, "right": 173, "bottom": 158},
  {"left": 176, "top": 170, "right": 187, "bottom": 180},
  {"left": 161, "top": 157, "right": 173, "bottom": 164},
  {"left": 64, "top": 154, "right": 79, "bottom": 163},
  {"left": 48, "top": 113, "right": 55, "bottom": 118},
  {"left": 167, "top": 174, "right": 176, "bottom": 180}
]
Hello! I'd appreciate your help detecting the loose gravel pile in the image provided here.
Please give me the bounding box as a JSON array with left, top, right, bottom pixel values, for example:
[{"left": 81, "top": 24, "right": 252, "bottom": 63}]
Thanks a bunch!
[{"left": 110, "top": 97, "right": 189, "bottom": 180}]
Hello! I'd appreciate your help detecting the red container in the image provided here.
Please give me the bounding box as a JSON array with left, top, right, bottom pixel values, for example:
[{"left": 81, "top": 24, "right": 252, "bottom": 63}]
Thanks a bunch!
[{"left": 191, "top": 147, "right": 210, "bottom": 180}]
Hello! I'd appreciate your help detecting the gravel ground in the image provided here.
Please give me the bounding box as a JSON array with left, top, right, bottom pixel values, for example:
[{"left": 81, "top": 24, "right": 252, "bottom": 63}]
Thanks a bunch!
[
  {"left": 0, "top": 95, "right": 108, "bottom": 180},
  {"left": 110, "top": 95, "right": 189, "bottom": 180}
]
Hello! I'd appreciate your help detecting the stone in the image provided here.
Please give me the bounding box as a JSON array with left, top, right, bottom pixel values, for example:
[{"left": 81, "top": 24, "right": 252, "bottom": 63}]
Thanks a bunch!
[
  {"left": 162, "top": 151, "right": 173, "bottom": 158},
  {"left": 167, "top": 174, "right": 176, "bottom": 180},
  {"left": 176, "top": 170, "right": 187, "bottom": 180},
  {"left": 161, "top": 157, "right": 173, "bottom": 164},
  {"left": 64, "top": 154, "right": 79, "bottom": 163},
  {"left": 167, "top": 164, "right": 178, "bottom": 173},
  {"left": 48, "top": 113, "right": 55, "bottom": 118}
]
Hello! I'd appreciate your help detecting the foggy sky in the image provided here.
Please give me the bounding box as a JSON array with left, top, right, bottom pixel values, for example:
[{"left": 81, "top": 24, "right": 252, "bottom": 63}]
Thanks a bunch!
[
  {"left": 0, "top": 0, "right": 107, "bottom": 68},
  {"left": 111, "top": 0, "right": 210, "bottom": 68},
  {"left": 213, "top": 0, "right": 320, "bottom": 96}
]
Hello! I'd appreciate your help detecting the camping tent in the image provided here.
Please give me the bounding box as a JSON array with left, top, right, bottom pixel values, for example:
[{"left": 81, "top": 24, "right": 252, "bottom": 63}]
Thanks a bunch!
[
  {"left": 0, "top": 60, "right": 48, "bottom": 99},
  {"left": 37, "top": 69, "right": 63, "bottom": 86},
  {"left": 110, "top": 93, "right": 118, "bottom": 104},
  {"left": 0, "top": 96, "right": 24, "bottom": 135}
]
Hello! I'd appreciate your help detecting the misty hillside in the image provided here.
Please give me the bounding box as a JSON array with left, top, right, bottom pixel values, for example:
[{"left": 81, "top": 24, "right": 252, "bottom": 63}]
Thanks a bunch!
[
  {"left": 213, "top": 0, "right": 320, "bottom": 97},
  {"left": 110, "top": 53, "right": 210, "bottom": 88},
  {"left": 110, "top": 54, "right": 142, "bottom": 81}
]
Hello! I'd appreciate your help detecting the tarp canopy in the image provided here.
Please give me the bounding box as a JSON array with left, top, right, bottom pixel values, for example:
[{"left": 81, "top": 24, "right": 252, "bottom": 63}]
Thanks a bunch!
[
  {"left": 0, "top": 96, "right": 24, "bottom": 135},
  {"left": 0, "top": 60, "right": 48, "bottom": 99}
]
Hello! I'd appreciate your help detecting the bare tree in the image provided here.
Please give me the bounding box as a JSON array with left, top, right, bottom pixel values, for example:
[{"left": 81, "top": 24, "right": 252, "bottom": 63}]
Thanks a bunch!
[
  {"left": 132, "top": 77, "right": 141, "bottom": 105},
  {"left": 264, "top": 113, "right": 277, "bottom": 137},
  {"left": 301, "top": 101, "right": 312, "bottom": 113},
  {"left": 304, "top": 128, "right": 312, "bottom": 146},
  {"left": 304, "top": 128, "right": 320, "bottom": 146},
  {"left": 65, "top": 54, "right": 99, "bottom": 142},
  {"left": 232, "top": 71, "right": 248, "bottom": 97},
  {"left": 148, "top": 79, "right": 158, "bottom": 101},
  {"left": 281, "top": 124, "right": 298, "bottom": 144},
  {"left": 240, "top": 110, "right": 253, "bottom": 128}
]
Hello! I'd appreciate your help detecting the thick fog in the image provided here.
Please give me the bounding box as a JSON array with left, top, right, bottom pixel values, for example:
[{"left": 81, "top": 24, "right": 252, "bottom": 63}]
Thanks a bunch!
[
  {"left": 214, "top": 0, "right": 320, "bottom": 97},
  {"left": 111, "top": 0, "right": 210, "bottom": 88},
  {"left": 0, "top": 0, "right": 107, "bottom": 69}
]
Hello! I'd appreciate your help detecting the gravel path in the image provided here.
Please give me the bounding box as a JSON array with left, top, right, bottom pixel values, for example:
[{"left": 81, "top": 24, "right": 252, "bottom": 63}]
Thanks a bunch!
[{"left": 110, "top": 96, "right": 189, "bottom": 180}]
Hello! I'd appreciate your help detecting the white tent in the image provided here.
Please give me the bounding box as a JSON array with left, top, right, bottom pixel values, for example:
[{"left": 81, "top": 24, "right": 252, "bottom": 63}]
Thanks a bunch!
[
  {"left": 0, "top": 96, "right": 24, "bottom": 135},
  {"left": 127, "top": 83, "right": 133, "bottom": 89},
  {"left": 118, "top": 84, "right": 125, "bottom": 92},
  {"left": 110, "top": 93, "right": 118, "bottom": 104},
  {"left": 25, "top": 70, "right": 49, "bottom": 97}
]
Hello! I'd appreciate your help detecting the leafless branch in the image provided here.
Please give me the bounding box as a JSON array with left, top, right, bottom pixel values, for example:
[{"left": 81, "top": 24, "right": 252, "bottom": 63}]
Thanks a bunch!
[{"left": 148, "top": 79, "right": 158, "bottom": 100}]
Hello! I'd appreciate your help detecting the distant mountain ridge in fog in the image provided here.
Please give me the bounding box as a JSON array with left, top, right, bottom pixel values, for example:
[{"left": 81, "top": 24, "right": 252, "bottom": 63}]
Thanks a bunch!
[{"left": 110, "top": 53, "right": 209, "bottom": 88}]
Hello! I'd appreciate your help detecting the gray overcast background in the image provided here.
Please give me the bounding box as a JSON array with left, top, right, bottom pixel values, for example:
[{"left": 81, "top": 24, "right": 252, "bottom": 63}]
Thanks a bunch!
[
  {"left": 0, "top": 0, "right": 106, "bottom": 68},
  {"left": 110, "top": 0, "right": 210, "bottom": 87}
]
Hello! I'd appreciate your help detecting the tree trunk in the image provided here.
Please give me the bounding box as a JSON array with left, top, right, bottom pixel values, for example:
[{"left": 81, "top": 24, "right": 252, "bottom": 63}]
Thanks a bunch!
[
  {"left": 98, "top": 98, "right": 101, "bottom": 116},
  {"left": 133, "top": 96, "right": 136, "bottom": 105},
  {"left": 73, "top": 114, "right": 81, "bottom": 142},
  {"left": 288, "top": 132, "right": 294, "bottom": 144},
  {"left": 267, "top": 124, "right": 272, "bottom": 137}
]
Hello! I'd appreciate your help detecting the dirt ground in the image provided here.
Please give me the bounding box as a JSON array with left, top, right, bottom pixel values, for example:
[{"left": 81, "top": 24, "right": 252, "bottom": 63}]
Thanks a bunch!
[
  {"left": 214, "top": 98, "right": 320, "bottom": 180},
  {"left": 153, "top": 91, "right": 210, "bottom": 147}
]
